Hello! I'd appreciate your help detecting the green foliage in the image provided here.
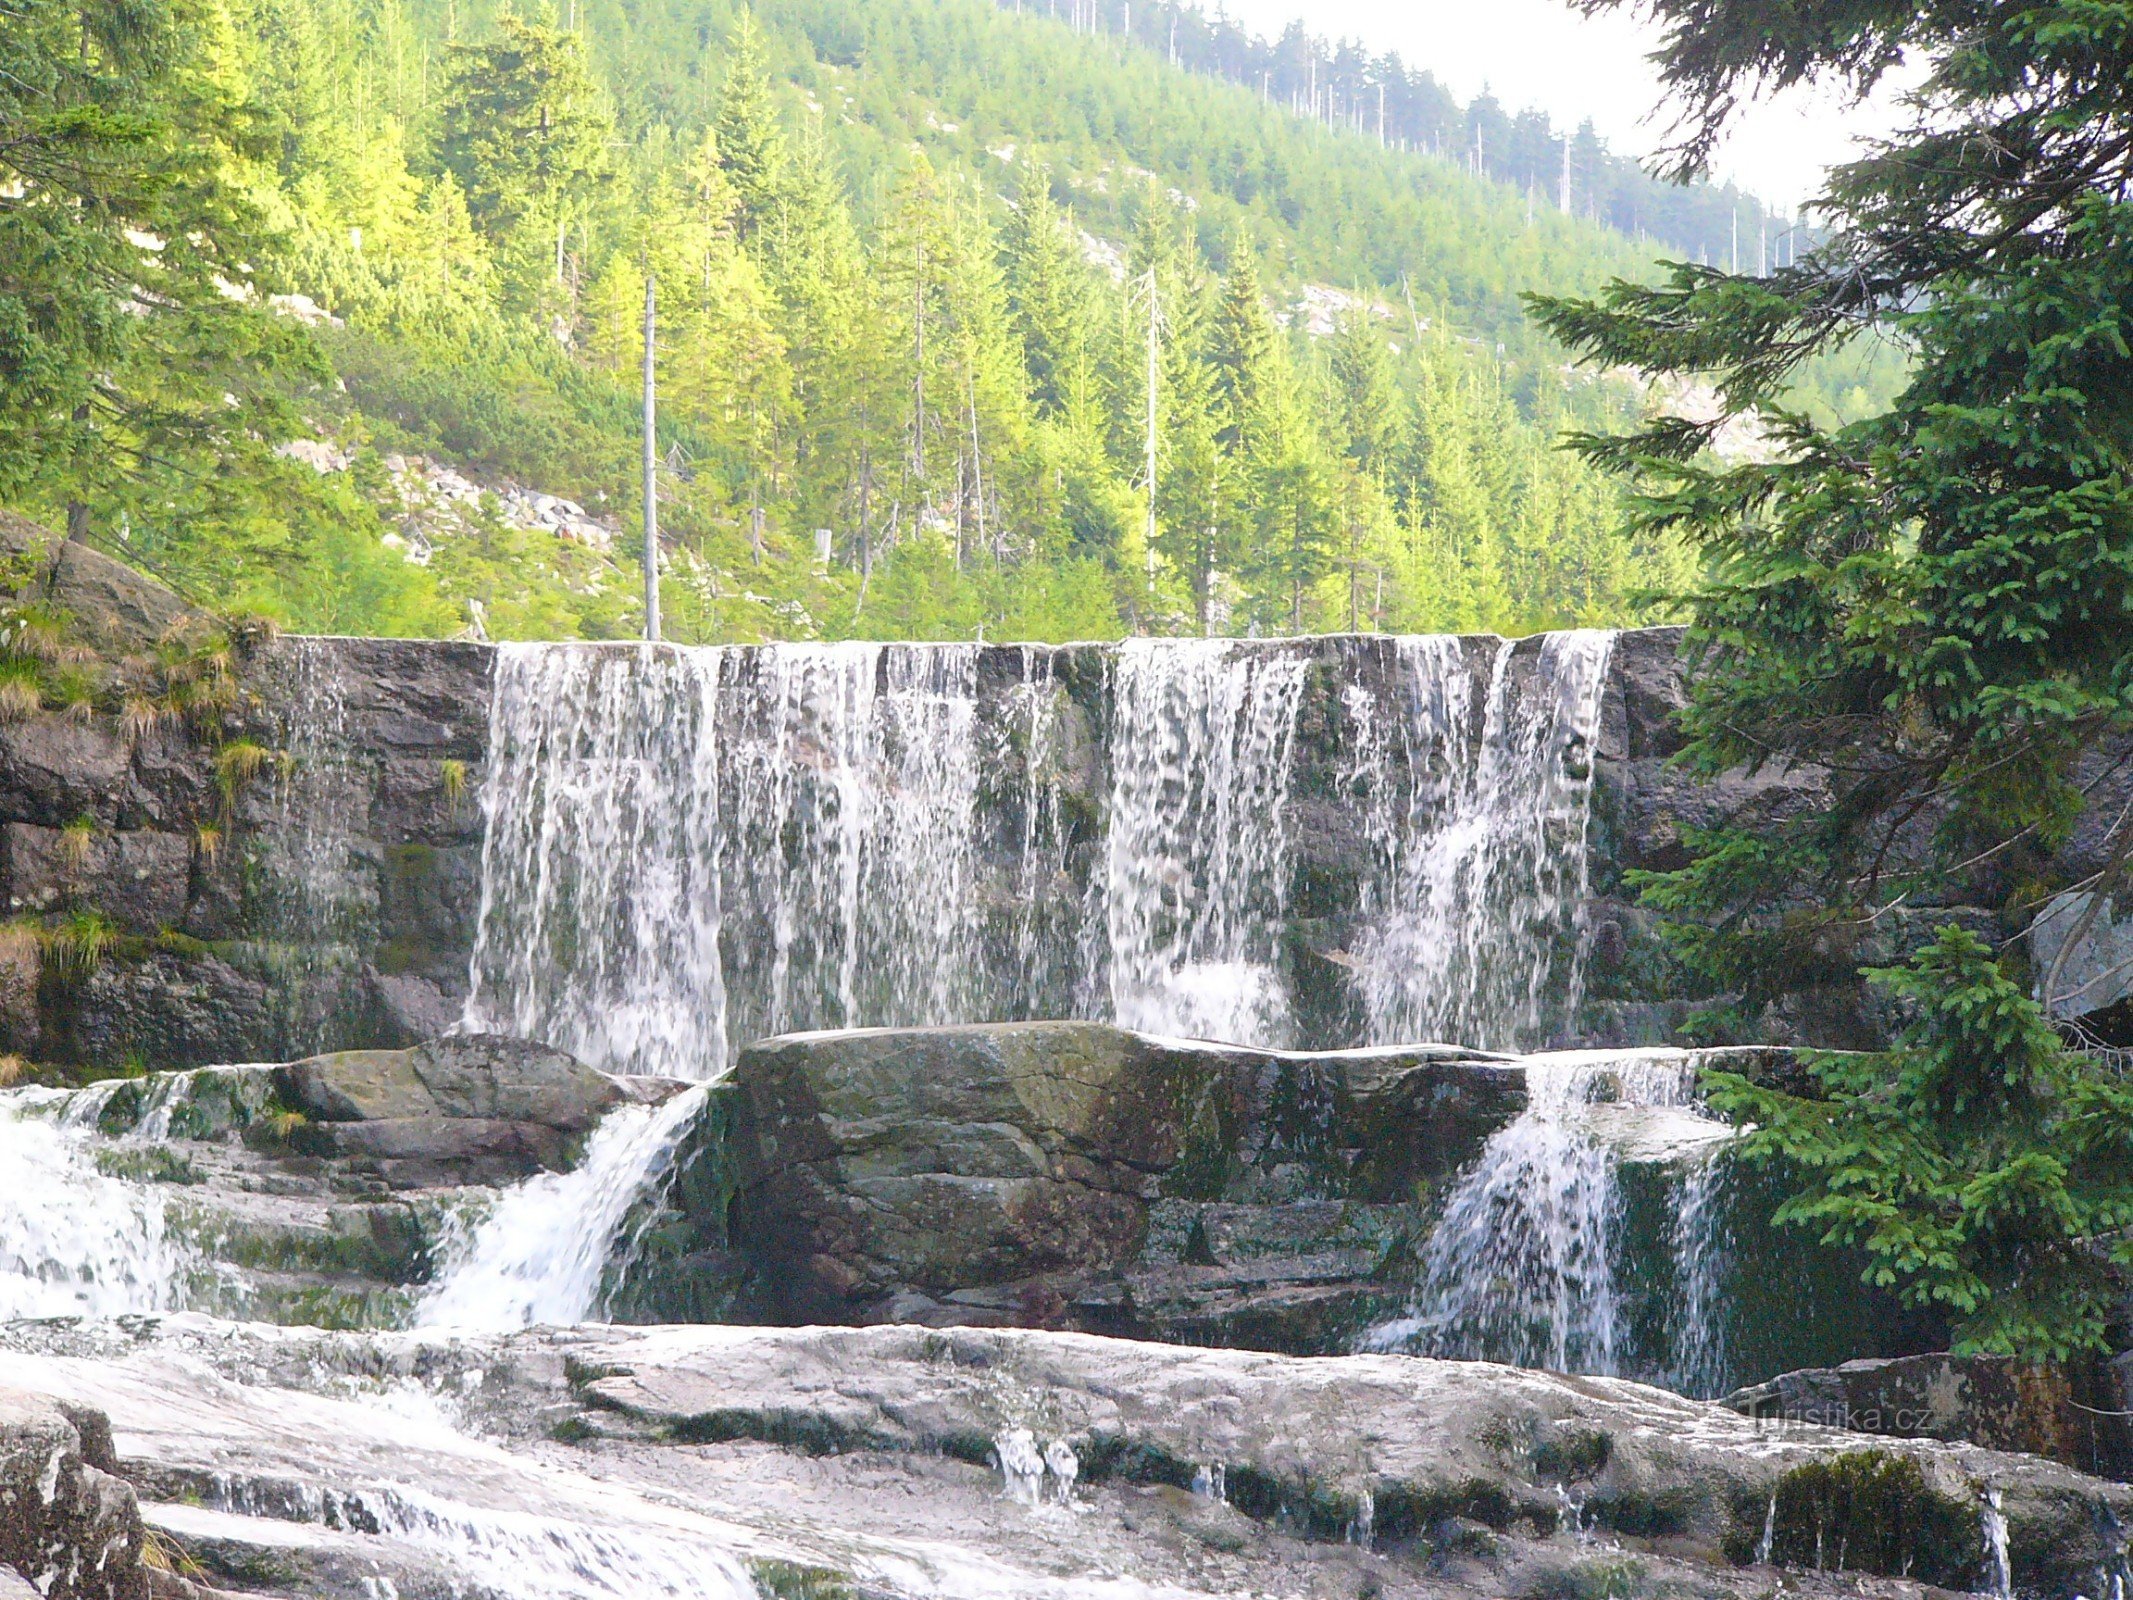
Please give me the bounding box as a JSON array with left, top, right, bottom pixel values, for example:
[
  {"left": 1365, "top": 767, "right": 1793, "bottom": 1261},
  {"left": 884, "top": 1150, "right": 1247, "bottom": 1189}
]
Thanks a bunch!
[
  {"left": 0, "top": 0, "right": 318, "bottom": 515},
  {"left": 44, "top": 908, "right": 118, "bottom": 975},
  {"left": 13, "top": 0, "right": 1736, "bottom": 643},
  {"left": 1538, "top": 0, "right": 2133, "bottom": 1007},
  {"left": 436, "top": 15, "right": 613, "bottom": 272},
  {"left": 1708, "top": 928, "right": 2133, "bottom": 1359},
  {"left": 1539, "top": 0, "right": 2133, "bottom": 1349}
]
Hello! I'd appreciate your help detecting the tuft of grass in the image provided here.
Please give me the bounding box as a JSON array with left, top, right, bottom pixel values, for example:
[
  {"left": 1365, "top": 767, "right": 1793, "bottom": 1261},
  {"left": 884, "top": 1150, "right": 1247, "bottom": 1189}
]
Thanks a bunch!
[
  {"left": 3, "top": 602, "right": 82, "bottom": 665},
  {"left": 194, "top": 823, "right": 222, "bottom": 864},
  {"left": 57, "top": 816, "right": 94, "bottom": 874},
  {"left": 258, "top": 1104, "right": 310, "bottom": 1146},
  {"left": 214, "top": 739, "right": 272, "bottom": 807},
  {"left": 119, "top": 693, "right": 172, "bottom": 745},
  {"left": 48, "top": 663, "right": 100, "bottom": 722},
  {"left": 139, "top": 1527, "right": 207, "bottom": 1580},
  {"left": 440, "top": 757, "right": 468, "bottom": 815},
  {"left": 43, "top": 909, "right": 116, "bottom": 975},
  {"left": 0, "top": 659, "right": 41, "bottom": 722},
  {"left": 0, "top": 1055, "right": 25, "bottom": 1088}
]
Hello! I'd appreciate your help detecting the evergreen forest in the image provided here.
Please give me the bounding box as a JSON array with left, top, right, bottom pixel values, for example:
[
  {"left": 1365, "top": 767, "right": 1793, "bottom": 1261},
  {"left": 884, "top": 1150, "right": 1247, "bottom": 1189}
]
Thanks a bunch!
[{"left": 5, "top": 0, "right": 1891, "bottom": 644}]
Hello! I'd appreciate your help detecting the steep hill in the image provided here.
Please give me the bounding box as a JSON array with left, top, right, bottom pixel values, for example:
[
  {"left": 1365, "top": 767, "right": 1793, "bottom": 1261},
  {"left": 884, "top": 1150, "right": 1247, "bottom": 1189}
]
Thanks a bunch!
[{"left": 15, "top": 0, "right": 1861, "bottom": 643}]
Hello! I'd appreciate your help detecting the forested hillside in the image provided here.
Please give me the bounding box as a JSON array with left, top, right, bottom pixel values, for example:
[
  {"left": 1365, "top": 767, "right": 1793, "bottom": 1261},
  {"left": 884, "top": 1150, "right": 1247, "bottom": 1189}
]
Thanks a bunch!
[{"left": 6, "top": 0, "right": 1838, "bottom": 642}]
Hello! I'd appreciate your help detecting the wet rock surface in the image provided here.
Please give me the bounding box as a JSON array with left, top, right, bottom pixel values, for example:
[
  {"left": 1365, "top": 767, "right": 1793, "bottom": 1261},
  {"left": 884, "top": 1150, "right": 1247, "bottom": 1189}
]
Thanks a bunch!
[
  {"left": 2, "top": 1315, "right": 2126, "bottom": 1600},
  {"left": 675, "top": 1022, "right": 1524, "bottom": 1350},
  {"left": 277, "top": 1035, "right": 637, "bottom": 1187},
  {"left": 0, "top": 1384, "right": 147, "bottom": 1600},
  {"left": 36, "top": 1040, "right": 677, "bottom": 1328}
]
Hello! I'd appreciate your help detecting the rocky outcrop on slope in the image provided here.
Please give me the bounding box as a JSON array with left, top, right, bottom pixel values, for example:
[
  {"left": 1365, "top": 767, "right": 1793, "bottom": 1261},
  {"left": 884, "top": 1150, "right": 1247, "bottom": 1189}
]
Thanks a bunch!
[
  {"left": 650, "top": 1022, "right": 1522, "bottom": 1348},
  {"left": 0, "top": 543, "right": 490, "bottom": 1071},
  {"left": 4, "top": 1316, "right": 2128, "bottom": 1600}
]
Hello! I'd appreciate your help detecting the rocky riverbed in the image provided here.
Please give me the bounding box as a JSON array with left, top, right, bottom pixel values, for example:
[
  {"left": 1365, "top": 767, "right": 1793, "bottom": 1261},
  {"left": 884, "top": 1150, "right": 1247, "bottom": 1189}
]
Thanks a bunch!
[{"left": 6, "top": 1315, "right": 2131, "bottom": 1600}]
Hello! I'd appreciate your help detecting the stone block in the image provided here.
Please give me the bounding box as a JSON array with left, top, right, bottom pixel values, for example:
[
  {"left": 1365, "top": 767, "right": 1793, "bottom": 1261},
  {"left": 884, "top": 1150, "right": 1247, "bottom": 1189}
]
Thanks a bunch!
[
  {"left": 715, "top": 1022, "right": 1515, "bottom": 1332},
  {"left": 1, "top": 823, "right": 190, "bottom": 930}
]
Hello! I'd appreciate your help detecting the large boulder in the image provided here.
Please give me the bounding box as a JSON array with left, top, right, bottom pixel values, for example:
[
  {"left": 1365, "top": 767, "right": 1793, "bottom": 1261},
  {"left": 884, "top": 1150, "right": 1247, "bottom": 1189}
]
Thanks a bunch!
[
  {"left": 693, "top": 1021, "right": 1521, "bottom": 1349},
  {"left": 274, "top": 1034, "right": 628, "bottom": 1186},
  {"left": 0, "top": 1387, "right": 146, "bottom": 1600},
  {"left": 0, "top": 510, "right": 189, "bottom": 656}
]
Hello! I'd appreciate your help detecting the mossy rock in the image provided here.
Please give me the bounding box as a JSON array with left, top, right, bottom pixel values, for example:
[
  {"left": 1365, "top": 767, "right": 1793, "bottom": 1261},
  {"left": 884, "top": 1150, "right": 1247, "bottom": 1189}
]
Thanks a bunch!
[{"left": 1727, "top": 1451, "right": 1981, "bottom": 1587}]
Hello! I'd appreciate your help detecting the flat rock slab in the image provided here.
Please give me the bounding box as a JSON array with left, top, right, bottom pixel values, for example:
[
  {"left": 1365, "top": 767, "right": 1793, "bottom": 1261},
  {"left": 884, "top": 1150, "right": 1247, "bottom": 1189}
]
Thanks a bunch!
[
  {"left": 569, "top": 1322, "right": 2131, "bottom": 1591},
  {"left": 10, "top": 1316, "right": 2130, "bottom": 1600},
  {"left": 275, "top": 1034, "right": 624, "bottom": 1186}
]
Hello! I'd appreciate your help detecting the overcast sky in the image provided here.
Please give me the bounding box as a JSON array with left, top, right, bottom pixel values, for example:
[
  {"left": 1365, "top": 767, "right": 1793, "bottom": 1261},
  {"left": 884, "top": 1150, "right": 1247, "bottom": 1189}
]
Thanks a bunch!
[{"left": 1212, "top": 0, "right": 1912, "bottom": 211}]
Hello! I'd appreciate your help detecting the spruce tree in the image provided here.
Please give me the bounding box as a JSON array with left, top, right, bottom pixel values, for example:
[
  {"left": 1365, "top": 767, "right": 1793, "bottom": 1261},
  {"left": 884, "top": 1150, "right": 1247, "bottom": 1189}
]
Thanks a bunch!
[
  {"left": 714, "top": 10, "right": 787, "bottom": 243},
  {"left": 435, "top": 16, "right": 610, "bottom": 251},
  {"left": 1004, "top": 163, "right": 1095, "bottom": 420},
  {"left": 1207, "top": 240, "right": 1274, "bottom": 455},
  {"left": 1, "top": 0, "right": 314, "bottom": 531},
  {"left": 1536, "top": 0, "right": 2133, "bottom": 1356}
]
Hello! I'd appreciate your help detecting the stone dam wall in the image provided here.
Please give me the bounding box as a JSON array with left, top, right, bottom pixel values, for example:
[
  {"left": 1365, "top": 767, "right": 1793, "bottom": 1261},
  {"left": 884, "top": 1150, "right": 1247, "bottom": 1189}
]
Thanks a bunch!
[{"left": 0, "top": 624, "right": 2037, "bottom": 1073}]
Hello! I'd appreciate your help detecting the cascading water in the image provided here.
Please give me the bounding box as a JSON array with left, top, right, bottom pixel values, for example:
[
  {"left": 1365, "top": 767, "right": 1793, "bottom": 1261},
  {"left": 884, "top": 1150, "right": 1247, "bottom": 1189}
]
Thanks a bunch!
[
  {"left": 1361, "top": 1049, "right": 1736, "bottom": 1383},
  {"left": 0, "top": 1091, "right": 186, "bottom": 1319},
  {"left": 464, "top": 644, "right": 730, "bottom": 1082},
  {"left": 257, "top": 637, "right": 374, "bottom": 1053},
  {"left": 465, "top": 630, "right": 1619, "bottom": 1066},
  {"left": 465, "top": 642, "right": 992, "bottom": 1079},
  {"left": 1350, "top": 629, "right": 1615, "bottom": 1052},
  {"left": 1103, "top": 639, "right": 1311, "bottom": 1046},
  {"left": 416, "top": 1083, "right": 712, "bottom": 1332},
  {"left": 1669, "top": 1149, "right": 1734, "bottom": 1398}
]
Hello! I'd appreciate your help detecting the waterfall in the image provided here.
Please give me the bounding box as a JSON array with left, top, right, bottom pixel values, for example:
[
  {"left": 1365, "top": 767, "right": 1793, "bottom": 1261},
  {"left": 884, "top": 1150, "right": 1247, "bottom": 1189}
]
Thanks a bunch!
[
  {"left": 1103, "top": 640, "right": 1310, "bottom": 1046},
  {"left": 465, "top": 630, "right": 1618, "bottom": 1065},
  {"left": 465, "top": 643, "right": 991, "bottom": 1079},
  {"left": 258, "top": 637, "right": 373, "bottom": 1053},
  {"left": 1670, "top": 1149, "right": 1734, "bottom": 1399},
  {"left": 1361, "top": 1049, "right": 1733, "bottom": 1379},
  {"left": 416, "top": 1084, "right": 711, "bottom": 1332},
  {"left": 465, "top": 645, "right": 729, "bottom": 1081},
  {"left": 0, "top": 1090, "right": 186, "bottom": 1319},
  {"left": 1352, "top": 630, "right": 1614, "bottom": 1052}
]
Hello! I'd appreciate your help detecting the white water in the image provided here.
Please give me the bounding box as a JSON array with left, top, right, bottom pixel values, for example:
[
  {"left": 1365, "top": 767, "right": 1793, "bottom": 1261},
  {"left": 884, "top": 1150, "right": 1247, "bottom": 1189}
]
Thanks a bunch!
[
  {"left": 1103, "top": 640, "right": 1310, "bottom": 1045},
  {"left": 1985, "top": 1486, "right": 2012, "bottom": 1599},
  {"left": 1352, "top": 630, "right": 1615, "bottom": 1052},
  {"left": 417, "top": 1084, "right": 711, "bottom": 1331},
  {"left": 1669, "top": 1149, "right": 1733, "bottom": 1399},
  {"left": 1362, "top": 1050, "right": 1731, "bottom": 1378},
  {"left": 0, "top": 1092, "right": 187, "bottom": 1319},
  {"left": 259, "top": 637, "right": 372, "bottom": 1053},
  {"left": 466, "top": 631, "right": 1618, "bottom": 1065},
  {"left": 465, "top": 644, "right": 729, "bottom": 1082},
  {"left": 466, "top": 643, "right": 991, "bottom": 1079}
]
